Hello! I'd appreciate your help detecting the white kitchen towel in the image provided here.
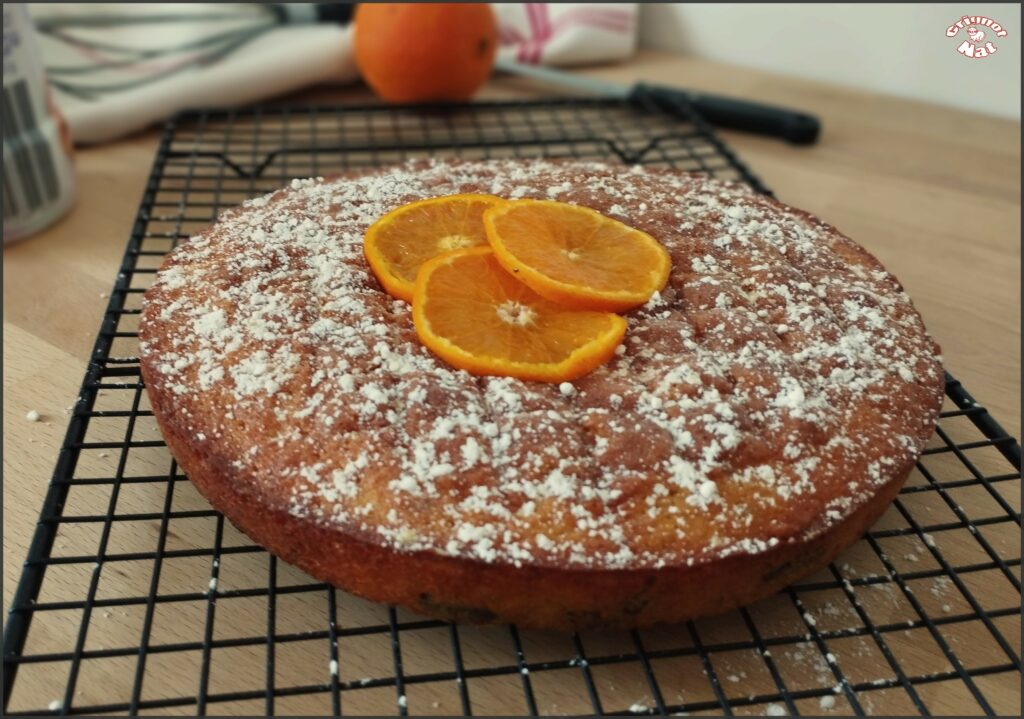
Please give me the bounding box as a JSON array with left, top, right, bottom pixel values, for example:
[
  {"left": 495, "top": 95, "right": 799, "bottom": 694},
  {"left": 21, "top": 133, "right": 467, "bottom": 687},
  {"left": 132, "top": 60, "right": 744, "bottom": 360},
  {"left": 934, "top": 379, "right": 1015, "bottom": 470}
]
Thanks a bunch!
[
  {"left": 495, "top": 3, "right": 636, "bottom": 66},
  {"left": 28, "top": 3, "right": 637, "bottom": 145}
]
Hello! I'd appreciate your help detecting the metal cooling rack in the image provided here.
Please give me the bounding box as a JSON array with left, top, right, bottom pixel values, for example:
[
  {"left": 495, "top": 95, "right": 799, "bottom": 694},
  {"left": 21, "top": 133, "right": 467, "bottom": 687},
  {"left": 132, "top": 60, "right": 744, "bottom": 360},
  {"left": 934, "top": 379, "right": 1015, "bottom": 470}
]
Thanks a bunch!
[{"left": 4, "top": 94, "right": 1021, "bottom": 717}]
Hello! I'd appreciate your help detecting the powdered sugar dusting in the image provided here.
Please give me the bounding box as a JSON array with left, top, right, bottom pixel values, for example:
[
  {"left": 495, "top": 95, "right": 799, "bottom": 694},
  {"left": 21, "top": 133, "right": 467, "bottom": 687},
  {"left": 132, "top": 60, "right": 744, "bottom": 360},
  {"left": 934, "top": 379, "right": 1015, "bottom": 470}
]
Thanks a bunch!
[{"left": 139, "top": 159, "right": 943, "bottom": 571}]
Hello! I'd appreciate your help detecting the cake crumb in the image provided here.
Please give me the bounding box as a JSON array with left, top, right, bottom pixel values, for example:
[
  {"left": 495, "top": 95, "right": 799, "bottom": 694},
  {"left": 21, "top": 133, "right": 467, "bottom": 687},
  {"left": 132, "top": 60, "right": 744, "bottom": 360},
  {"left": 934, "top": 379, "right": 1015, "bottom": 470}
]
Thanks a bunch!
[{"left": 819, "top": 695, "right": 836, "bottom": 710}]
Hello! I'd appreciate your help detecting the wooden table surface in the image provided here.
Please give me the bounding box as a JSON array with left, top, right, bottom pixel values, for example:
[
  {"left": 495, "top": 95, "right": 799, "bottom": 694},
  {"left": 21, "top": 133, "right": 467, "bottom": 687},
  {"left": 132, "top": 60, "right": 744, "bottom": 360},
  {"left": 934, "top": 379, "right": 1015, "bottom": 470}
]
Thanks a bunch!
[{"left": 3, "top": 51, "right": 1020, "bottom": 716}]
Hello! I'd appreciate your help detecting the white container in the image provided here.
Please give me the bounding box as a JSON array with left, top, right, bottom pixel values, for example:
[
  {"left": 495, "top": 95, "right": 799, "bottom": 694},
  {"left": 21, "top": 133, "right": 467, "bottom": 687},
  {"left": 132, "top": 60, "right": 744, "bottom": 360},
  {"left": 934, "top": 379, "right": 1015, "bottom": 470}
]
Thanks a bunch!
[{"left": 3, "top": 3, "right": 76, "bottom": 244}]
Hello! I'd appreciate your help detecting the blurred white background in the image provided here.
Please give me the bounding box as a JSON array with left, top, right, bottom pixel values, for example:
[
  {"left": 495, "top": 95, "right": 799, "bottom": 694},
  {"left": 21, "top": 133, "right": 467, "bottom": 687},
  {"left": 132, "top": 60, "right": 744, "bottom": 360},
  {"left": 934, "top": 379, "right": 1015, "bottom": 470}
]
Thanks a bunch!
[{"left": 640, "top": 3, "right": 1021, "bottom": 119}]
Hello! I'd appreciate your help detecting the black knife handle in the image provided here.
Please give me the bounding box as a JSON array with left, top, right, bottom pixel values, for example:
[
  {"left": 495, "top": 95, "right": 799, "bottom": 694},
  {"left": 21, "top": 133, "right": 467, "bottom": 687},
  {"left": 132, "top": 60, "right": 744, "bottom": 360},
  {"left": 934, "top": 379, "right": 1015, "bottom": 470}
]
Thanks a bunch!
[
  {"left": 633, "top": 83, "right": 821, "bottom": 145},
  {"left": 315, "top": 2, "right": 356, "bottom": 24}
]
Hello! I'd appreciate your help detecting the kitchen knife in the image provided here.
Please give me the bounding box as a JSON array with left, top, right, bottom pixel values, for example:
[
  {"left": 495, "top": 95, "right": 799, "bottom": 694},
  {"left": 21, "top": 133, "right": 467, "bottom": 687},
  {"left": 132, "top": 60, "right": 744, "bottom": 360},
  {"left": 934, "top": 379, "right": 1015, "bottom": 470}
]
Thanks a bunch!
[{"left": 495, "top": 58, "right": 821, "bottom": 146}]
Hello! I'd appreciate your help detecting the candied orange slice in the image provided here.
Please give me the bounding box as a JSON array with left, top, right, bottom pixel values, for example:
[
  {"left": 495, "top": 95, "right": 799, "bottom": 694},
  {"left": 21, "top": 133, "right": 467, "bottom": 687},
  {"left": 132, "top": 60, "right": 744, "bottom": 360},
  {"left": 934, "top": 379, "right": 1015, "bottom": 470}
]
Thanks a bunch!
[
  {"left": 483, "top": 199, "right": 671, "bottom": 312},
  {"left": 412, "top": 247, "right": 626, "bottom": 382},
  {"left": 364, "top": 193, "right": 504, "bottom": 302}
]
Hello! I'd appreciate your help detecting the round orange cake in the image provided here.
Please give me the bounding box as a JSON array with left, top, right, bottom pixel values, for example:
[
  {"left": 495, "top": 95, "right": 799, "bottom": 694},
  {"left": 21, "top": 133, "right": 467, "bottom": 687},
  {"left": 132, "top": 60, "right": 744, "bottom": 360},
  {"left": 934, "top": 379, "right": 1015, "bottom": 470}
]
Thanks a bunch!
[{"left": 139, "top": 159, "right": 944, "bottom": 629}]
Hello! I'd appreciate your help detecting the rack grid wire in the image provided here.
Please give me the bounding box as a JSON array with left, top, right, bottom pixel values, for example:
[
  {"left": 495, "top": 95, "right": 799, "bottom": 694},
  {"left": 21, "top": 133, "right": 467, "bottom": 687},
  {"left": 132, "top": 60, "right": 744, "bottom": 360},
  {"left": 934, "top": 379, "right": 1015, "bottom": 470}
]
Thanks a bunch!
[{"left": 3, "top": 94, "right": 1021, "bottom": 717}]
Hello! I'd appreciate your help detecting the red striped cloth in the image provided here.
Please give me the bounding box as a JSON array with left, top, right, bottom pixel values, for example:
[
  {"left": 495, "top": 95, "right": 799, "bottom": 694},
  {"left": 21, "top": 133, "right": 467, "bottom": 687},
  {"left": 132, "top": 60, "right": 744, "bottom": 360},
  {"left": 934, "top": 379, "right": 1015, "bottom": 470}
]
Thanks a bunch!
[{"left": 495, "top": 3, "right": 637, "bottom": 66}]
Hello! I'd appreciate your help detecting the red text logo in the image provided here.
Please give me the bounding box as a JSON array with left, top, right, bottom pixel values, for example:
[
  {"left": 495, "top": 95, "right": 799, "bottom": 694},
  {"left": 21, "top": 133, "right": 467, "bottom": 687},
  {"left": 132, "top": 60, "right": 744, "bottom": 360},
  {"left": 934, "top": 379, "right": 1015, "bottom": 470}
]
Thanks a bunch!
[{"left": 946, "top": 15, "right": 1008, "bottom": 58}]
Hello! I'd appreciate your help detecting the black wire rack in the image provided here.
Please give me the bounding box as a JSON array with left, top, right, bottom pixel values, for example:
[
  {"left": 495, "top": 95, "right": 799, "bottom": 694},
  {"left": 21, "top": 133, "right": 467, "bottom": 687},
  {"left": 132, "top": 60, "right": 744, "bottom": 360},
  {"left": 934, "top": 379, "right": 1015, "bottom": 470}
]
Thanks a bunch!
[{"left": 4, "top": 94, "right": 1021, "bottom": 717}]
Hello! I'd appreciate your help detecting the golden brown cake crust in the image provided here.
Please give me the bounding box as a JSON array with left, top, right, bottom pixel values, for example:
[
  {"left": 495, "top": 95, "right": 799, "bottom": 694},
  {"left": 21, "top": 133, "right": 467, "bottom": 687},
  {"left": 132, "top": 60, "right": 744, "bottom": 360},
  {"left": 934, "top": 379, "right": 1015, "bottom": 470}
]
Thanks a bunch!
[{"left": 139, "top": 159, "right": 944, "bottom": 629}]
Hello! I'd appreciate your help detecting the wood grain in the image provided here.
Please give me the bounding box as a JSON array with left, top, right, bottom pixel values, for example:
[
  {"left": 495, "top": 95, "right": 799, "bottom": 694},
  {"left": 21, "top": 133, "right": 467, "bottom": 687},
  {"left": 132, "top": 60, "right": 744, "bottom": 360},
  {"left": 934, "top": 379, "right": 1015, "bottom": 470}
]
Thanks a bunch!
[{"left": 3, "top": 51, "right": 1019, "bottom": 716}]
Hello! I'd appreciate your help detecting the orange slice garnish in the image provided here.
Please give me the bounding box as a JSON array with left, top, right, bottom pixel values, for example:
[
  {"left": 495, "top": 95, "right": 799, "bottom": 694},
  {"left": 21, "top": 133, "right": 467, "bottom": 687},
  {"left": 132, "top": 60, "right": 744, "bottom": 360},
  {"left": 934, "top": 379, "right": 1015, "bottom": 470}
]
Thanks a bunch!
[
  {"left": 412, "top": 247, "right": 626, "bottom": 382},
  {"left": 483, "top": 199, "right": 671, "bottom": 312},
  {"left": 364, "top": 193, "right": 504, "bottom": 302}
]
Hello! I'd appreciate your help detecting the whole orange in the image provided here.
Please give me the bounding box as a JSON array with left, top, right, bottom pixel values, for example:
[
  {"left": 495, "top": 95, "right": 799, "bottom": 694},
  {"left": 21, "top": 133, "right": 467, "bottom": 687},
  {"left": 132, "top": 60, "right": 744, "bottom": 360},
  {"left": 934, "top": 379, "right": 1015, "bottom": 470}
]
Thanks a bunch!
[{"left": 354, "top": 3, "right": 498, "bottom": 103}]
